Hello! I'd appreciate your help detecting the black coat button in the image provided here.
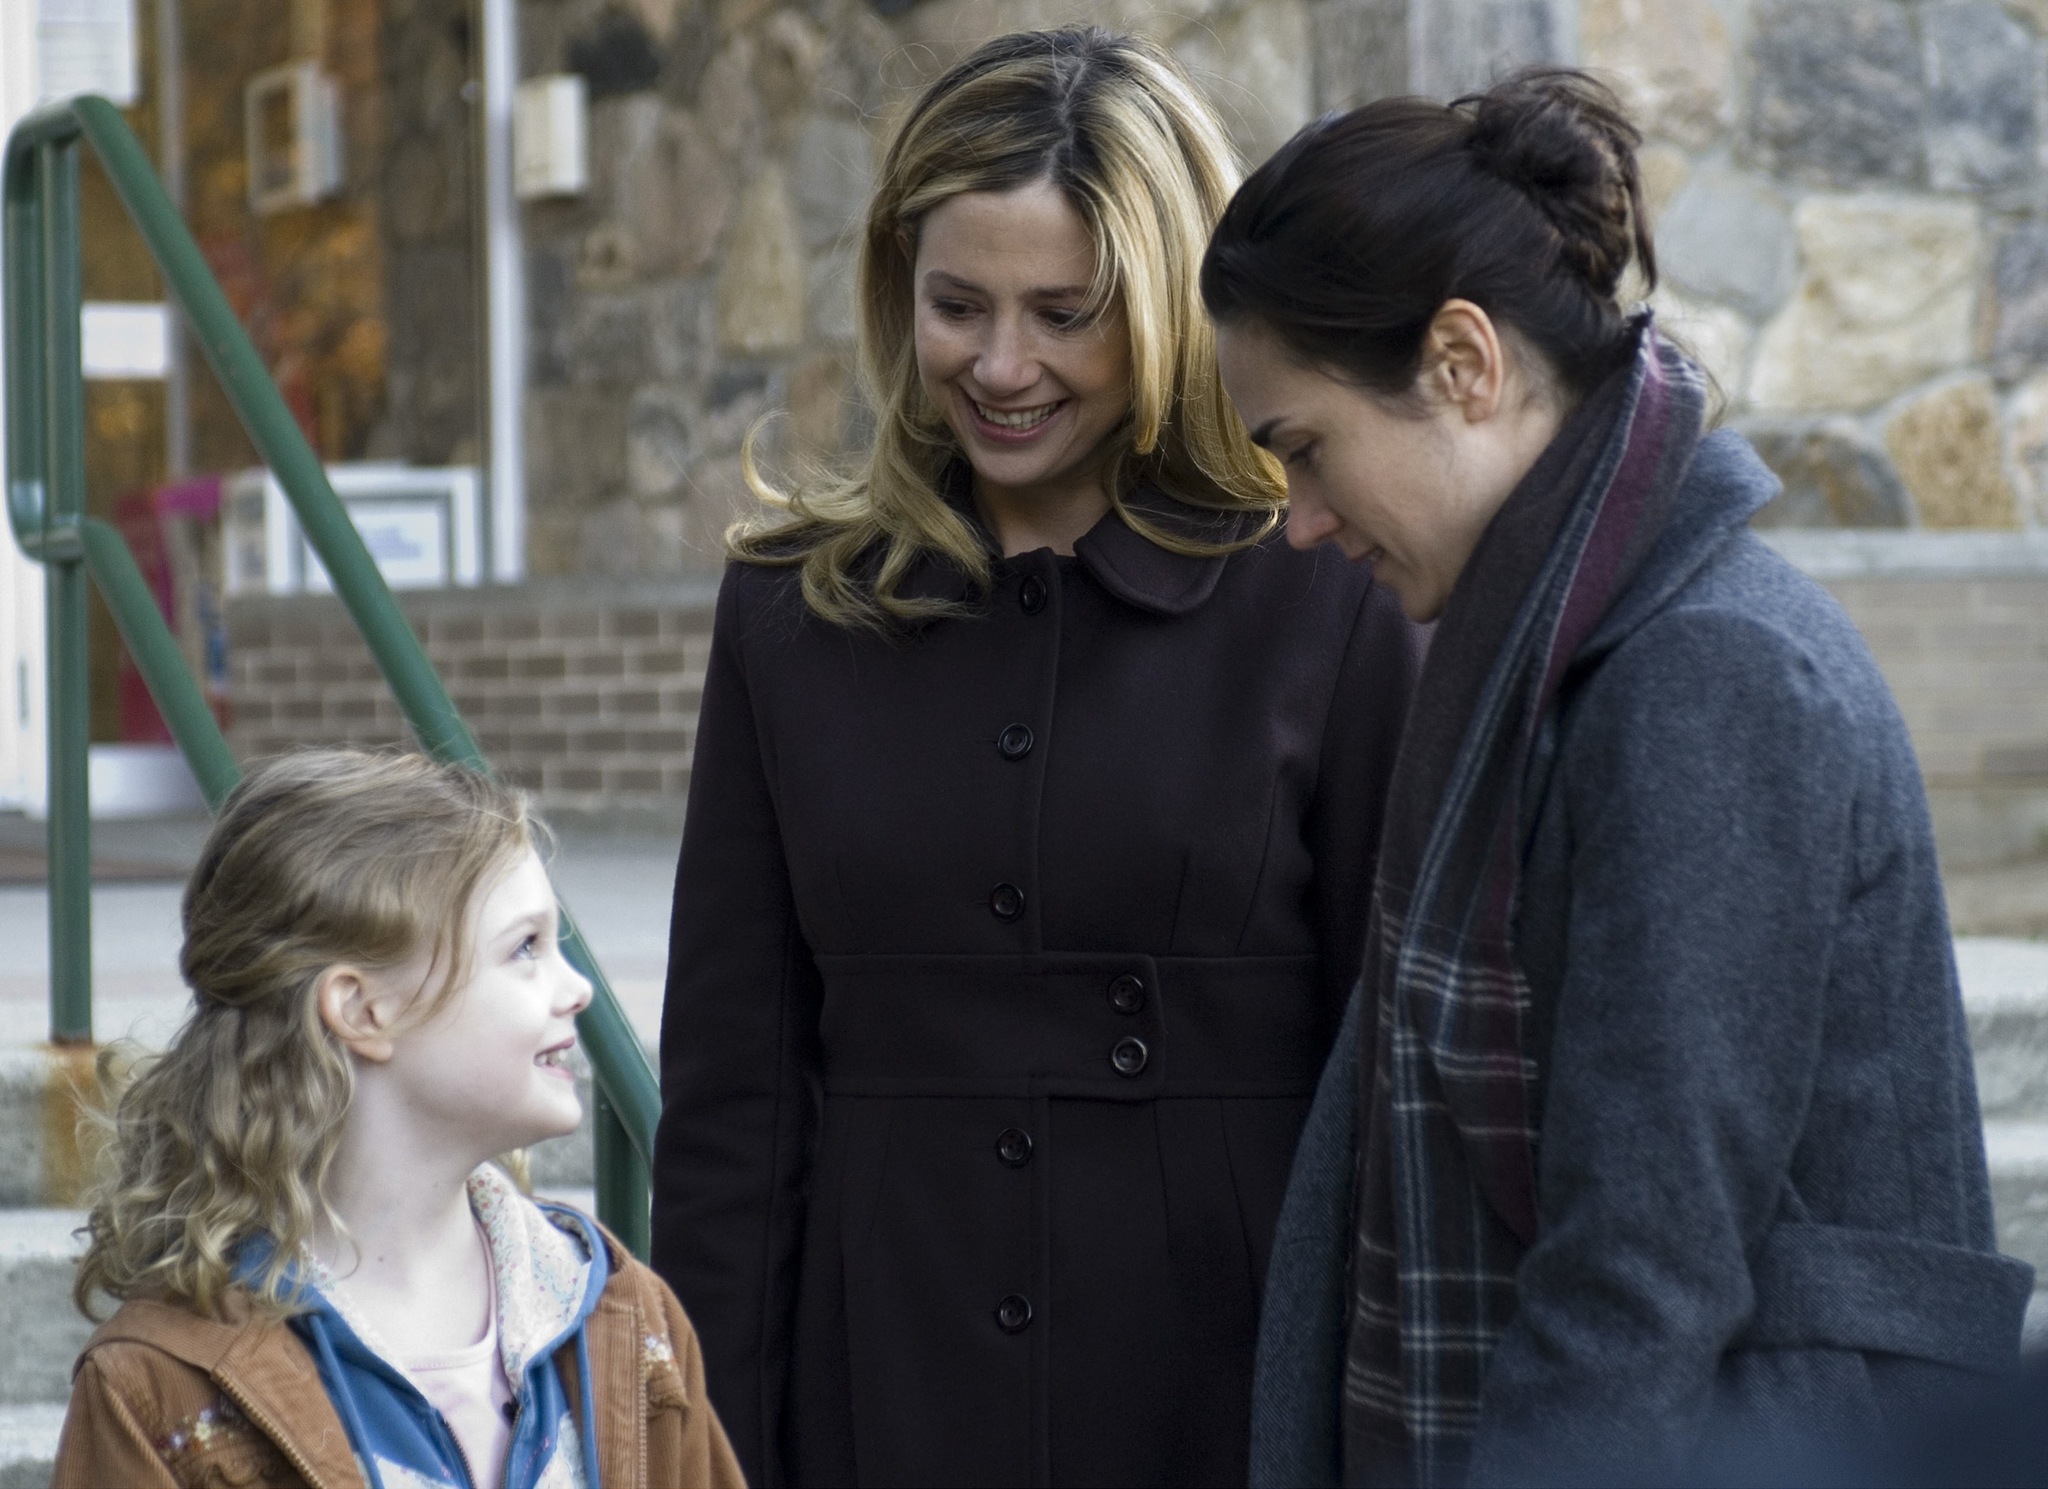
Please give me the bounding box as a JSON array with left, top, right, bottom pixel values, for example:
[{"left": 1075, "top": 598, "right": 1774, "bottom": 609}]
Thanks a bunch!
[
  {"left": 1019, "top": 576, "right": 1047, "bottom": 614},
  {"left": 995, "top": 1294, "right": 1033, "bottom": 1332},
  {"left": 996, "top": 1128, "right": 1033, "bottom": 1167},
  {"left": 997, "top": 724, "right": 1034, "bottom": 760},
  {"left": 1108, "top": 974, "right": 1145, "bottom": 1015},
  {"left": 1111, "top": 1036, "right": 1149, "bottom": 1076},
  {"left": 989, "top": 883, "right": 1024, "bottom": 921}
]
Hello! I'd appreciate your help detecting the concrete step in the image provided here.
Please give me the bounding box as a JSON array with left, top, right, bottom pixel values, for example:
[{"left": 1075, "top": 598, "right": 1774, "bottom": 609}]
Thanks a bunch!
[
  {"left": 0, "top": 1403, "right": 64, "bottom": 1489},
  {"left": 0, "top": 1212, "right": 89, "bottom": 1410},
  {"left": 1959, "top": 940, "right": 2048, "bottom": 1121},
  {"left": 1988, "top": 1119, "right": 2048, "bottom": 1272}
]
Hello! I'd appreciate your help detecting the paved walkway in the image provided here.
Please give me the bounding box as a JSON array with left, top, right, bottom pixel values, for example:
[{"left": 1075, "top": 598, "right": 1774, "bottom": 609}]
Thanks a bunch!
[
  {"left": 6, "top": 811, "right": 2048, "bottom": 1055},
  {"left": 0, "top": 815, "right": 675, "bottom": 1051}
]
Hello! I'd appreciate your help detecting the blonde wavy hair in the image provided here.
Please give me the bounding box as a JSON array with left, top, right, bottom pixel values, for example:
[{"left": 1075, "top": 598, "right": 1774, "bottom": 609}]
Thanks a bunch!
[
  {"left": 730, "top": 25, "right": 1285, "bottom": 631},
  {"left": 74, "top": 749, "right": 535, "bottom": 1320}
]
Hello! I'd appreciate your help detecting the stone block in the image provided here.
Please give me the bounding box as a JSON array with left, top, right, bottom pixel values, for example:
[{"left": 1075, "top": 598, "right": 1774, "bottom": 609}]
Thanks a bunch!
[
  {"left": 1993, "top": 223, "right": 2048, "bottom": 378},
  {"left": 717, "top": 165, "right": 807, "bottom": 354},
  {"left": 526, "top": 388, "right": 631, "bottom": 510},
  {"left": 1408, "top": 0, "right": 1556, "bottom": 100},
  {"left": 1655, "top": 166, "right": 1796, "bottom": 319},
  {"left": 1171, "top": 1, "right": 1315, "bottom": 166},
  {"left": 628, "top": 384, "right": 700, "bottom": 499},
  {"left": 1923, "top": 0, "right": 2037, "bottom": 193},
  {"left": 527, "top": 246, "right": 576, "bottom": 386},
  {"left": 578, "top": 496, "right": 691, "bottom": 578},
  {"left": 813, "top": 7, "right": 896, "bottom": 116},
  {"left": 1885, "top": 376, "right": 2023, "bottom": 528},
  {"left": 567, "top": 6, "right": 663, "bottom": 99},
  {"left": 1746, "top": 0, "right": 1923, "bottom": 188},
  {"left": 2005, "top": 372, "right": 2048, "bottom": 521},
  {"left": 1748, "top": 196, "right": 1981, "bottom": 413},
  {"left": 684, "top": 451, "right": 759, "bottom": 559},
  {"left": 595, "top": 101, "right": 730, "bottom": 282},
  {"left": 808, "top": 245, "right": 857, "bottom": 344},
  {"left": 753, "top": 9, "right": 825, "bottom": 125},
  {"left": 1648, "top": 285, "right": 1754, "bottom": 407},
  {"left": 1580, "top": 0, "right": 1731, "bottom": 149},
  {"left": 648, "top": 277, "right": 718, "bottom": 384},
  {"left": 564, "top": 294, "right": 654, "bottom": 387},
  {"left": 698, "top": 35, "right": 765, "bottom": 161},
  {"left": 1309, "top": 0, "right": 1407, "bottom": 113},
  {"left": 1741, "top": 416, "right": 1913, "bottom": 527},
  {"left": 701, "top": 365, "right": 775, "bottom": 456},
  {"left": 788, "top": 350, "right": 850, "bottom": 456},
  {"left": 1637, "top": 143, "right": 1691, "bottom": 226},
  {"left": 791, "top": 112, "right": 873, "bottom": 249}
]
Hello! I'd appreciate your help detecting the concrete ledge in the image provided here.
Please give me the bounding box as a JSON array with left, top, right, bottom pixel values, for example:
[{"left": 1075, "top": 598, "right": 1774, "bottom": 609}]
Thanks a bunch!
[
  {"left": 1763, "top": 529, "right": 2048, "bottom": 578},
  {"left": 0, "top": 1050, "right": 103, "bottom": 1210},
  {"left": 0, "top": 1035, "right": 646, "bottom": 1204},
  {"left": 0, "top": 1212, "right": 90, "bottom": 1408},
  {"left": 0, "top": 1402, "right": 65, "bottom": 1489}
]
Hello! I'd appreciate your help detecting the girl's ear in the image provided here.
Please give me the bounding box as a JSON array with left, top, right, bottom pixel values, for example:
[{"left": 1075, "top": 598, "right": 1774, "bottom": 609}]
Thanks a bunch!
[{"left": 316, "top": 965, "right": 400, "bottom": 1064}]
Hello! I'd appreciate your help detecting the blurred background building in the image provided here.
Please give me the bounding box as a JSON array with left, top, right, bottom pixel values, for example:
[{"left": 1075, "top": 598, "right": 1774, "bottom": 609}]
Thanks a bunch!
[{"left": 1, "top": 0, "right": 2046, "bottom": 901}]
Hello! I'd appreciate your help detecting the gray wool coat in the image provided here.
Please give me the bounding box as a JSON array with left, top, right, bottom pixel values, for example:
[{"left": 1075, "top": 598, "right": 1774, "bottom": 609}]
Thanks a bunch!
[{"left": 1249, "top": 430, "right": 2035, "bottom": 1487}]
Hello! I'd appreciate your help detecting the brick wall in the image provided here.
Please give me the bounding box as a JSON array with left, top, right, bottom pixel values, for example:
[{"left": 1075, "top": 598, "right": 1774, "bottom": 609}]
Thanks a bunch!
[
  {"left": 227, "top": 567, "right": 2048, "bottom": 865},
  {"left": 226, "top": 581, "right": 715, "bottom": 820},
  {"left": 1827, "top": 574, "right": 2048, "bottom": 867}
]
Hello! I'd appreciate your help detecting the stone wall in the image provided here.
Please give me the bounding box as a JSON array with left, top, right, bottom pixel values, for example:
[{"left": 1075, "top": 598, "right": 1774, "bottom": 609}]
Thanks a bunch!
[
  {"left": 1600, "top": 0, "right": 2048, "bottom": 535},
  {"left": 508, "top": 0, "right": 1439, "bottom": 579},
  {"left": 506, "top": 0, "right": 2048, "bottom": 577}
]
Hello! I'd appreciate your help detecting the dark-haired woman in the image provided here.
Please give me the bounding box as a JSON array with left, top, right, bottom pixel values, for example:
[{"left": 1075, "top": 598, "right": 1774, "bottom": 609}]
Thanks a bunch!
[
  {"left": 1202, "top": 70, "right": 2032, "bottom": 1487},
  {"left": 654, "top": 27, "right": 1420, "bottom": 1489}
]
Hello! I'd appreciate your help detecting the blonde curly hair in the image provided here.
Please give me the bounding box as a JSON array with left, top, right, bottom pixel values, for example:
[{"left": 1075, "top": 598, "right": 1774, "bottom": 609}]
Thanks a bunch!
[
  {"left": 730, "top": 25, "right": 1284, "bottom": 631},
  {"left": 74, "top": 749, "right": 534, "bottom": 1320}
]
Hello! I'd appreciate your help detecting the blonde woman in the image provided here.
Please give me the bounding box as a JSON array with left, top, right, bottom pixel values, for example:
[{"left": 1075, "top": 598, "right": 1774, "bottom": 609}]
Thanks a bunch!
[{"left": 654, "top": 27, "right": 1420, "bottom": 1487}]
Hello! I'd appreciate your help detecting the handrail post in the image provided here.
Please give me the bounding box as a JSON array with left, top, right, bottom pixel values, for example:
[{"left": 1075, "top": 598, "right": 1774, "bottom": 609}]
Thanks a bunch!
[{"left": 39, "top": 136, "right": 90, "bottom": 1047}]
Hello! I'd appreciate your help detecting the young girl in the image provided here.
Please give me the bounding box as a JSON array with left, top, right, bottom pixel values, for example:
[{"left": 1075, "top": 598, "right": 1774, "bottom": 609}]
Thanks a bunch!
[{"left": 54, "top": 749, "right": 743, "bottom": 1489}]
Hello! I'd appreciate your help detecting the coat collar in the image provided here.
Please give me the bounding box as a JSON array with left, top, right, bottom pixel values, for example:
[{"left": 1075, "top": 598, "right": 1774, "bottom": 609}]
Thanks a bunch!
[{"left": 902, "top": 464, "right": 1257, "bottom": 617}]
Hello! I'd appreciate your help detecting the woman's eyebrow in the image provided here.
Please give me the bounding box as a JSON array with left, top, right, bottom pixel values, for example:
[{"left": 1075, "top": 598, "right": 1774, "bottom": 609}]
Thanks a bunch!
[
  {"left": 921, "top": 270, "right": 1092, "bottom": 300},
  {"left": 1248, "top": 417, "right": 1283, "bottom": 449}
]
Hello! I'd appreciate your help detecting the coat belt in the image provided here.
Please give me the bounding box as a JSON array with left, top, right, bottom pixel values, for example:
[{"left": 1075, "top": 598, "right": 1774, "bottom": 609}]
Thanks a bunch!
[
  {"left": 1739, "top": 1220, "right": 2035, "bottom": 1371},
  {"left": 812, "top": 953, "right": 1329, "bottom": 1099}
]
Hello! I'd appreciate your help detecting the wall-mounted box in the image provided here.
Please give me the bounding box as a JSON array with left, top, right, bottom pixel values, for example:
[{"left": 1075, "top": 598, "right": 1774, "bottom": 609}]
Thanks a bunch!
[
  {"left": 514, "top": 73, "right": 588, "bottom": 199},
  {"left": 245, "top": 60, "right": 343, "bottom": 214},
  {"left": 225, "top": 463, "right": 483, "bottom": 597}
]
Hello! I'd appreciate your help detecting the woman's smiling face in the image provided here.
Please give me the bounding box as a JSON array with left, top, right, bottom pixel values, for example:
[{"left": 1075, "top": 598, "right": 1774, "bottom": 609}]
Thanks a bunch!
[{"left": 912, "top": 179, "right": 1133, "bottom": 516}]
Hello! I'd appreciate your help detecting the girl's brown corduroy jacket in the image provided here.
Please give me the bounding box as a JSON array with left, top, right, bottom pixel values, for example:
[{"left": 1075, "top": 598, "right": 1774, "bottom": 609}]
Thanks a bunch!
[{"left": 52, "top": 1224, "right": 745, "bottom": 1489}]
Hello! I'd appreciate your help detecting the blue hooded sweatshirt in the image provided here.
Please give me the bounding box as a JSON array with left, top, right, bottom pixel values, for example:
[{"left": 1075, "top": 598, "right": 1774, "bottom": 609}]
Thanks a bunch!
[{"left": 246, "top": 1165, "right": 609, "bottom": 1489}]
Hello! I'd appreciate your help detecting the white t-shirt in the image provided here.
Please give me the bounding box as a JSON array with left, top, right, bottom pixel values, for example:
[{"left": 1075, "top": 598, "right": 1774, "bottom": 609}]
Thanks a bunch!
[{"left": 401, "top": 1254, "right": 515, "bottom": 1489}]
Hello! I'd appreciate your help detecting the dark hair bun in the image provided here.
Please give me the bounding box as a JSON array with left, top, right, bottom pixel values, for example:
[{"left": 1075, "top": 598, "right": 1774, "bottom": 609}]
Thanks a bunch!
[
  {"left": 1201, "top": 64, "right": 1652, "bottom": 402},
  {"left": 1460, "top": 68, "right": 1652, "bottom": 302}
]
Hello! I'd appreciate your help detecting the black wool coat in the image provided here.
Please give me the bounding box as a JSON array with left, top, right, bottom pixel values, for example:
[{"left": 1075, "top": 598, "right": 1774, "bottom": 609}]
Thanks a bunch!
[{"left": 652, "top": 493, "right": 1421, "bottom": 1489}]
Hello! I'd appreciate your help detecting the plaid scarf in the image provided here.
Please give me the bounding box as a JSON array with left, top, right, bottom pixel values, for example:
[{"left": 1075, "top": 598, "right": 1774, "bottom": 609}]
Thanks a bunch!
[{"left": 1342, "top": 322, "right": 1708, "bottom": 1486}]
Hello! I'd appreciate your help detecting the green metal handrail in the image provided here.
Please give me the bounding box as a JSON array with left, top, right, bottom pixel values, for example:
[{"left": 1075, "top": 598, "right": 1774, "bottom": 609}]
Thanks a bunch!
[{"left": 4, "top": 97, "right": 659, "bottom": 1257}]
